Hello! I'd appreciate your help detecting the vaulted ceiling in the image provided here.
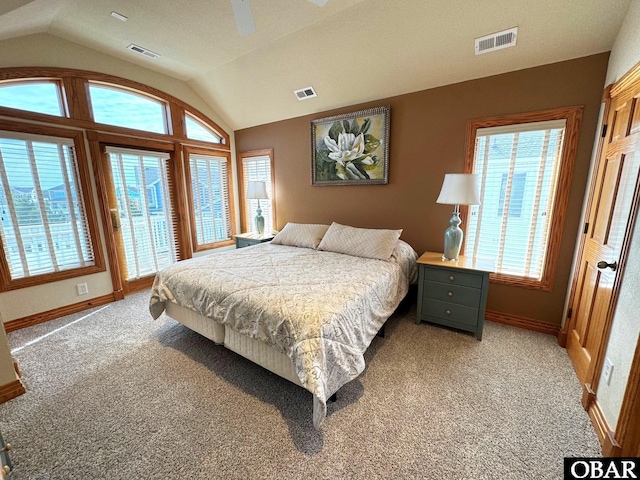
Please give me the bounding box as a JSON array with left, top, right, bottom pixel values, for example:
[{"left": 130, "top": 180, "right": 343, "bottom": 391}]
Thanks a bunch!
[{"left": 0, "top": 0, "right": 632, "bottom": 130}]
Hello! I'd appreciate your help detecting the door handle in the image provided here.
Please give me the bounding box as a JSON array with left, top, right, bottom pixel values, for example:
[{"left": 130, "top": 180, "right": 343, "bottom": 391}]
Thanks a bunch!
[
  {"left": 110, "top": 208, "right": 120, "bottom": 233},
  {"left": 597, "top": 260, "right": 617, "bottom": 271}
]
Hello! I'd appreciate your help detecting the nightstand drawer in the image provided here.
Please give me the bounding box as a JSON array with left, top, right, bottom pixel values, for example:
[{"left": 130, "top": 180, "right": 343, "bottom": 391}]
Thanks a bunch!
[
  {"left": 421, "top": 265, "right": 483, "bottom": 288},
  {"left": 422, "top": 280, "right": 481, "bottom": 308},
  {"left": 236, "top": 237, "right": 257, "bottom": 249},
  {"left": 235, "top": 233, "right": 275, "bottom": 249},
  {"left": 422, "top": 299, "right": 479, "bottom": 327}
]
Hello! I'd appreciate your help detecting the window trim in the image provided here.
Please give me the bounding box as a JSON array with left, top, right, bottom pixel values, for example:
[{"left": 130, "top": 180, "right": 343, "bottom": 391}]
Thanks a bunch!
[
  {"left": 237, "top": 149, "right": 276, "bottom": 234},
  {"left": 463, "top": 106, "right": 583, "bottom": 291},
  {"left": 183, "top": 146, "right": 235, "bottom": 252},
  {"left": 0, "top": 120, "right": 106, "bottom": 291}
]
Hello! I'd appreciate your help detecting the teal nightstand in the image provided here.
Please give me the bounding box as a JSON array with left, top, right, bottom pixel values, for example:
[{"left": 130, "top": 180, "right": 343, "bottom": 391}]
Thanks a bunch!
[
  {"left": 416, "top": 252, "right": 494, "bottom": 340},
  {"left": 234, "top": 232, "right": 275, "bottom": 249}
]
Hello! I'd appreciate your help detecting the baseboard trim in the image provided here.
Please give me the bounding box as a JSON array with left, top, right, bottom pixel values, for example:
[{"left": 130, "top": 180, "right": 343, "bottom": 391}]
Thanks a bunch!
[
  {"left": 485, "top": 310, "right": 560, "bottom": 336},
  {"left": 557, "top": 328, "right": 568, "bottom": 347},
  {"left": 0, "top": 379, "right": 25, "bottom": 404},
  {"left": 588, "top": 399, "right": 621, "bottom": 456},
  {"left": 4, "top": 293, "right": 116, "bottom": 333}
]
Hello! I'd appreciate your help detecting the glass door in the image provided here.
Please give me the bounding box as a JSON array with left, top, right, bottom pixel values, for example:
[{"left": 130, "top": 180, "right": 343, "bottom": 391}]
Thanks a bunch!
[{"left": 104, "top": 146, "right": 178, "bottom": 290}]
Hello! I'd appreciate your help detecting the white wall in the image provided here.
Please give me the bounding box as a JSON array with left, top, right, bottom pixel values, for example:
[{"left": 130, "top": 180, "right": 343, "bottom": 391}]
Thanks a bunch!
[
  {"left": 594, "top": 0, "right": 640, "bottom": 430},
  {"left": 0, "top": 33, "right": 236, "bottom": 323}
]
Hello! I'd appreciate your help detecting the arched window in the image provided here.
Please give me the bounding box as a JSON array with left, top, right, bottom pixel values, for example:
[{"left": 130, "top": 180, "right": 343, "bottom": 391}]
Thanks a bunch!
[
  {"left": 0, "top": 80, "right": 64, "bottom": 117},
  {"left": 0, "top": 68, "right": 232, "bottom": 293},
  {"left": 88, "top": 83, "right": 168, "bottom": 134},
  {"left": 185, "top": 113, "right": 222, "bottom": 143}
]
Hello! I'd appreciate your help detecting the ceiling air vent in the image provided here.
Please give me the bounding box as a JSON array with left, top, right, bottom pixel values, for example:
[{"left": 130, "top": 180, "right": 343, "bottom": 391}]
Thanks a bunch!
[
  {"left": 475, "top": 27, "right": 518, "bottom": 55},
  {"left": 126, "top": 44, "right": 160, "bottom": 59},
  {"left": 294, "top": 86, "right": 317, "bottom": 101}
]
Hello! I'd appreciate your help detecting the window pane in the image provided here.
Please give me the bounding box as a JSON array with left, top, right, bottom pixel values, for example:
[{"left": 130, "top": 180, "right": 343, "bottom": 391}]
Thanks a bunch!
[
  {"left": 466, "top": 124, "right": 565, "bottom": 279},
  {"left": 185, "top": 115, "right": 221, "bottom": 143},
  {"left": 189, "top": 154, "right": 232, "bottom": 245},
  {"left": 241, "top": 155, "right": 273, "bottom": 233},
  {"left": 106, "top": 148, "right": 177, "bottom": 280},
  {"left": 0, "top": 132, "right": 94, "bottom": 279},
  {"left": 89, "top": 84, "right": 167, "bottom": 134},
  {"left": 0, "top": 82, "right": 63, "bottom": 116}
]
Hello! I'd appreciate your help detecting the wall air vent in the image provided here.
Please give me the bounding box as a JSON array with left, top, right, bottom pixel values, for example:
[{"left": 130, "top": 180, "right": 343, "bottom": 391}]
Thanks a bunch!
[
  {"left": 294, "top": 86, "right": 317, "bottom": 101},
  {"left": 126, "top": 44, "right": 160, "bottom": 59},
  {"left": 475, "top": 27, "right": 518, "bottom": 55}
]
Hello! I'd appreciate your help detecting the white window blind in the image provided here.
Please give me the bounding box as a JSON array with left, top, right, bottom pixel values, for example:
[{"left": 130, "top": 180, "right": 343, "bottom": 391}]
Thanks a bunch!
[
  {"left": 465, "top": 120, "right": 566, "bottom": 279},
  {"left": 0, "top": 131, "right": 95, "bottom": 279},
  {"left": 241, "top": 155, "right": 273, "bottom": 233},
  {"left": 188, "top": 153, "right": 232, "bottom": 245},
  {"left": 106, "top": 147, "right": 177, "bottom": 280}
]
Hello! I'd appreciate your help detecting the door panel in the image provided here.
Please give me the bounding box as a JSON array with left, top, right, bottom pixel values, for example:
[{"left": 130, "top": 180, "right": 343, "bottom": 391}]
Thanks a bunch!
[
  {"left": 590, "top": 156, "right": 621, "bottom": 244},
  {"left": 610, "top": 100, "right": 631, "bottom": 142},
  {"left": 566, "top": 86, "right": 640, "bottom": 385}
]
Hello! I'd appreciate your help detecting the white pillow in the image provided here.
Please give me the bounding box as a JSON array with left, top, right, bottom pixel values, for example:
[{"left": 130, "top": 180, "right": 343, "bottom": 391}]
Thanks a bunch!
[
  {"left": 271, "top": 223, "right": 330, "bottom": 249},
  {"left": 317, "top": 222, "right": 402, "bottom": 260}
]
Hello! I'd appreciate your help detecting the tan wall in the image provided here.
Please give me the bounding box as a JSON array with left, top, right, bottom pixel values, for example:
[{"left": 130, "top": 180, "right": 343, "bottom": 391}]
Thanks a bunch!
[{"left": 235, "top": 53, "right": 610, "bottom": 326}]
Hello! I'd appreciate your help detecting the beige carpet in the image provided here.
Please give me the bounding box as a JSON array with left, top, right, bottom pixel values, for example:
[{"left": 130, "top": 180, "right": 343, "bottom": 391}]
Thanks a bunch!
[{"left": 1, "top": 290, "right": 600, "bottom": 479}]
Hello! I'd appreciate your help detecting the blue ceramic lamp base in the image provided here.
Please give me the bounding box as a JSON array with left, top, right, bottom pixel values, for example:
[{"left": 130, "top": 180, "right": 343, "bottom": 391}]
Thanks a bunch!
[
  {"left": 443, "top": 209, "right": 463, "bottom": 261},
  {"left": 254, "top": 203, "right": 265, "bottom": 235}
]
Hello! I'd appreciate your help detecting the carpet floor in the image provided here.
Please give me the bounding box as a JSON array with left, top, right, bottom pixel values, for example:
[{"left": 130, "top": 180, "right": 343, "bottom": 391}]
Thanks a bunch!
[{"left": 1, "top": 290, "right": 600, "bottom": 479}]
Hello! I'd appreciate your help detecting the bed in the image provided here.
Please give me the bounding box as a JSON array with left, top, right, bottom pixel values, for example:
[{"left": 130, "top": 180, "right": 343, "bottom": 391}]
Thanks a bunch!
[{"left": 149, "top": 222, "right": 418, "bottom": 427}]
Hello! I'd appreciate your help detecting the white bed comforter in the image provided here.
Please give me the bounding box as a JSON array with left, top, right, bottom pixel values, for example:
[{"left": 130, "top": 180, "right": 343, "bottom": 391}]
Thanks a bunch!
[{"left": 149, "top": 241, "right": 418, "bottom": 427}]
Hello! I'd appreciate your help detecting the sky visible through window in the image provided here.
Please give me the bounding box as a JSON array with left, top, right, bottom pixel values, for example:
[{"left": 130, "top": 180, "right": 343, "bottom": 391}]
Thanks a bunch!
[
  {"left": 89, "top": 84, "right": 167, "bottom": 134},
  {"left": 1, "top": 82, "right": 222, "bottom": 206},
  {"left": 0, "top": 82, "right": 63, "bottom": 116}
]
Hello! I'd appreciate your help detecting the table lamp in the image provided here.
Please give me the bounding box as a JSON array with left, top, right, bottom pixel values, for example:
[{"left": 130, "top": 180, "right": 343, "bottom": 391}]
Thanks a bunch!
[
  {"left": 246, "top": 180, "right": 269, "bottom": 235},
  {"left": 436, "top": 173, "right": 481, "bottom": 260}
]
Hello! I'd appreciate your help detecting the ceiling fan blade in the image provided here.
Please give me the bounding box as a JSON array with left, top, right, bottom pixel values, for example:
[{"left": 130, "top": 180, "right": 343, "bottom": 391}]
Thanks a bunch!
[
  {"left": 231, "top": 0, "right": 256, "bottom": 35},
  {"left": 308, "top": 0, "right": 329, "bottom": 5}
]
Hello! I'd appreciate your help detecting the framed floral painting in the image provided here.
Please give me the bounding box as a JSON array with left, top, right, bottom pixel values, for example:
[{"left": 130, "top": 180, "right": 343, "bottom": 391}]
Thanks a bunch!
[{"left": 311, "top": 105, "right": 390, "bottom": 186}]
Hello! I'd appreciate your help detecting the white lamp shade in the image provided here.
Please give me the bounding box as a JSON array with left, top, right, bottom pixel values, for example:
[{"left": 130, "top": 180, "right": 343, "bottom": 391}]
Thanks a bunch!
[
  {"left": 436, "top": 173, "right": 481, "bottom": 206},
  {"left": 246, "top": 180, "right": 269, "bottom": 200}
]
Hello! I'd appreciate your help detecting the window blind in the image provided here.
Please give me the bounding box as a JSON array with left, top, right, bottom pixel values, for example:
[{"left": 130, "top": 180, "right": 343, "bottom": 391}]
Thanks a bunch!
[
  {"left": 465, "top": 120, "right": 566, "bottom": 279},
  {"left": 0, "top": 131, "right": 95, "bottom": 279},
  {"left": 241, "top": 155, "right": 273, "bottom": 233},
  {"left": 106, "top": 147, "right": 177, "bottom": 281},
  {"left": 188, "top": 153, "right": 232, "bottom": 245}
]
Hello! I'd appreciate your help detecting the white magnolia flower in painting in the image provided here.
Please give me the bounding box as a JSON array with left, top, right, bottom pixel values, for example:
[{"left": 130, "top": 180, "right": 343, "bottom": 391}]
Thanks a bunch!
[{"left": 324, "top": 132, "right": 365, "bottom": 165}]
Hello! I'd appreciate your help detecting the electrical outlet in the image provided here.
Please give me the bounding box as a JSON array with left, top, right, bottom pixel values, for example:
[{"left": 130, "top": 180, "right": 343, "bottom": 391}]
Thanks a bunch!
[
  {"left": 76, "top": 283, "right": 88, "bottom": 296},
  {"left": 603, "top": 357, "right": 614, "bottom": 385}
]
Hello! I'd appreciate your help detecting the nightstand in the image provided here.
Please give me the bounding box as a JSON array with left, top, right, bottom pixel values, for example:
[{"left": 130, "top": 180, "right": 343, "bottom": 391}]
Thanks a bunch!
[
  {"left": 234, "top": 232, "right": 275, "bottom": 249},
  {"left": 416, "top": 252, "right": 494, "bottom": 340}
]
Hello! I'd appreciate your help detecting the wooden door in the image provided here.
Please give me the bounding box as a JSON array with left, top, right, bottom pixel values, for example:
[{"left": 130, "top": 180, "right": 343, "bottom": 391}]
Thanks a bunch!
[{"left": 566, "top": 84, "right": 640, "bottom": 385}]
